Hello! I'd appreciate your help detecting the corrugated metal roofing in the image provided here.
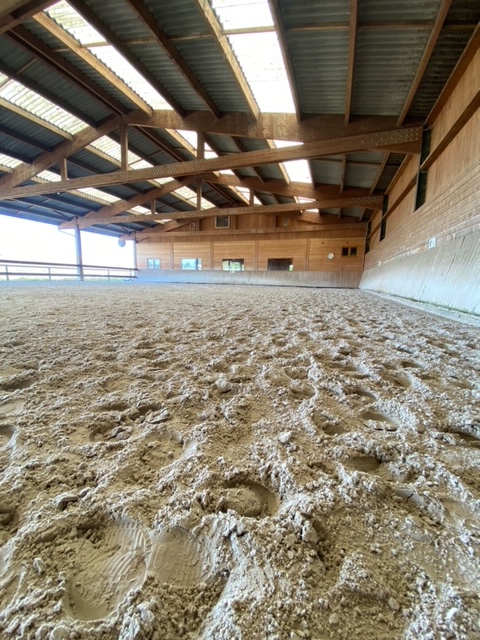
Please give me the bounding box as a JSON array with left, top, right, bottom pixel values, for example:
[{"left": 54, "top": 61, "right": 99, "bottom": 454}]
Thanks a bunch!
[
  {"left": 353, "top": 29, "right": 433, "bottom": 116},
  {"left": 0, "top": 0, "right": 476, "bottom": 236},
  {"left": 358, "top": 0, "right": 443, "bottom": 22},
  {"left": 344, "top": 164, "right": 378, "bottom": 189},
  {"left": 408, "top": 28, "right": 476, "bottom": 119},
  {"left": 280, "top": 0, "right": 350, "bottom": 27},
  {"left": 310, "top": 160, "right": 344, "bottom": 186}
]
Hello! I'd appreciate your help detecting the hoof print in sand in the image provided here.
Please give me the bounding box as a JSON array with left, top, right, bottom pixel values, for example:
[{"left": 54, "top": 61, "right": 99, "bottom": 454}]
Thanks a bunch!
[
  {"left": 0, "top": 400, "right": 25, "bottom": 417},
  {"left": 0, "top": 424, "right": 15, "bottom": 449},
  {"left": 89, "top": 422, "right": 127, "bottom": 443},
  {"left": 447, "top": 424, "right": 480, "bottom": 448},
  {"left": 384, "top": 372, "right": 411, "bottom": 389},
  {"left": 361, "top": 410, "right": 397, "bottom": 431},
  {"left": 148, "top": 527, "right": 211, "bottom": 587},
  {"left": 349, "top": 456, "right": 381, "bottom": 473},
  {"left": 346, "top": 386, "right": 377, "bottom": 401},
  {"left": 219, "top": 482, "right": 278, "bottom": 518},
  {"left": 65, "top": 519, "right": 147, "bottom": 621}
]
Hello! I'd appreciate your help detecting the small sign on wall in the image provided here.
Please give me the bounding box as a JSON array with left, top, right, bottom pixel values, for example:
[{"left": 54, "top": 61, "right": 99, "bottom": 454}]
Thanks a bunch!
[{"left": 427, "top": 237, "right": 436, "bottom": 249}]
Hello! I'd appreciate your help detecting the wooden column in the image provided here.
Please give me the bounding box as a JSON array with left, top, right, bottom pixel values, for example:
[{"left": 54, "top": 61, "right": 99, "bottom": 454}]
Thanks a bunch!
[
  {"left": 120, "top": 124, "right": 128, "bottom": 171},
  {"left": 74, "top": 217, "right": 84, "bottom": 281}
]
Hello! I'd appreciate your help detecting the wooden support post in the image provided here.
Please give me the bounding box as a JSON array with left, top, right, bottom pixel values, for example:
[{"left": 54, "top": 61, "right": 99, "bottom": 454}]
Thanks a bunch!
[
  {"left": 197, "top": 132, "right": 205, "bottom": 212},
  {"left": 74, "top": 217, "right": 84, "bottom": 281},
  {"left": 59, "top": 157, "right": 68, "bottom": 181},
  {"left": 249, "top": 188, "right": 254, "bottom": 206},
  {"left": 120, "top": 123, "right": 128, "bottom": 171},
  {"left": 151, "top": 199, "right": 156, "bottom": 215}
]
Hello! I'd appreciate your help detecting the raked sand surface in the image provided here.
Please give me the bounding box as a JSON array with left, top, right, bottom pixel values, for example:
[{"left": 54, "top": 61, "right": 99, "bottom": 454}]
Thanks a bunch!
[{"left": 0, "top": 282, "right": 479, "bottom": 640}]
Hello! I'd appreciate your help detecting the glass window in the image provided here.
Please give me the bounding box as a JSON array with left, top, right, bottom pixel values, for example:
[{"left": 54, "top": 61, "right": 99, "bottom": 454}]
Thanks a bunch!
[
  {"left": 222, "top": 259, "right": 245, "bottom": 271},
  {"left": 181, "top": 259, "right": 202, "bottom": 270},
  {"left": 215, "top": 216, "right": 230, "bottom": 229},
  {"left": 147, "top": 258, "right": 160, "bottom": 269}
]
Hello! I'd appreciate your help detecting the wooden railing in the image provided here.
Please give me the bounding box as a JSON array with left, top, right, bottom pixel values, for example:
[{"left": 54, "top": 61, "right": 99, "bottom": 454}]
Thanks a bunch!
[{"left": 0, "top": 259, "right": 137, "bottom": 281}]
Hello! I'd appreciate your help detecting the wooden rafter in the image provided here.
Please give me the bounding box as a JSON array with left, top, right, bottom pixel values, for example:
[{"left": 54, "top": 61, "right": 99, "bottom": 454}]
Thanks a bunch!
[
  {"left": 8, "top": 26, "right": 129, "bottom": 115},
  {"left": 67, "top": 0, "right": 186, "bottom": 116},
  {"left": 0, "top": 59, "right": 99, "bottom": 127},
  {"left": 397, "top": 0, "right": 453, "bottom": 126},
  {"left": 0, "top": 94, "right": 71, "bottom": 138},
  {"left": 126, "top": 110, "right": 418, "bottom": 143},
  {"left": 67, "top": 196, "right": 384, "bottom": 227},
  {"left": 0, "top": 0, "right": 55, "bottom": 34},
  {"left": 0, "top": 126, "right": 422, "bottom": 200},
  {"left": 268, "top": 0, "right": 302, "bottom": 121},
  {"left": 191, "top": 0, "right": 260, "bottom": 119},
  {"left": 124, "top": 0, "right": 220, "bottom": 117},
  {"left": 32, "top": 12, "right": 152, "bottom": 115},
  {"left": 59, "top": 178, "right": 194, "bottom": 229},
  {"left": 199, "top": 173, "right": 376, "bottom": 201},
  {"left": 0, "top": 115, "right": 120, "bottom": 189},
  {"left": 345, "top": 0, "right": 358, "bottom": 124}
]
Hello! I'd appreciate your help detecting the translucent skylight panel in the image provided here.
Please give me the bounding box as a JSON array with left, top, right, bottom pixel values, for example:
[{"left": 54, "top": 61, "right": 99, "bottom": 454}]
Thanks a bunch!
[
  {"left": 211, "top": 0, "right": 295, "bottom": 113},
  {"left": 46, "top": 2, "right": 172, "bottom": 110},
  {"left": 219, "top": 169, "right": 235, "bottom": 175},
  {"left": 174, "top": 130, "right": 197, "bottom": 151},
  {"left": 283, "top": 160, "right": 312, "bottom": 184},
  {"left": 0, "top": 80, "right": 86, "bottom": 134},
  {"left": 234, "top": 185, "right": 261, "bottom": 204},
  {"left": 46, "top": 1, "right": 106, "bottom": 46},
  {"left": 0, "top": 154, "right": 22, "bottom": 169},
  {"left": 91, "top": 46, "right": 172, "bottom": 110},
  {"left": 211, "top": 0, "right": 273, "bottom": 31},
  {"left": 89, "top": 136, "right": 142, "bottom": 167},
  {"left": 37, "top": 170, "right": 61, "bottom": 182},
  {"left": 227, "top": 33, "right": 295, "bottom": 113},
  {"left": 77, "top": 187, "right": 120, "bottom": 203},
  {"left": 172, "top": 185, "right": 215, "bottom": 210},
  {"left": 131, "top": 206, "right": 150, "bottom": 214}
]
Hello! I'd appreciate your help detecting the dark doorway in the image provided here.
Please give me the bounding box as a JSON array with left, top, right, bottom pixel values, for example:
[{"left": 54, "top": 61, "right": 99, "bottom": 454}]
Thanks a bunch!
[{"left": 267, "top": 258, "right": 293, "bottom": 271}]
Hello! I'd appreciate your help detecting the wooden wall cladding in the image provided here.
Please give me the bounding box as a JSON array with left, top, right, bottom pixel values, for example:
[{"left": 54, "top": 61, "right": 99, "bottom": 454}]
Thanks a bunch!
[
  {"left": 364, "top": 48, "right": 479, "bottom": 270},
  {"left": 213, "top": 241, "right": 256, "bottom": 270},
  {"left": 136, "top": 230, "right": 366, "bottom": 273}
]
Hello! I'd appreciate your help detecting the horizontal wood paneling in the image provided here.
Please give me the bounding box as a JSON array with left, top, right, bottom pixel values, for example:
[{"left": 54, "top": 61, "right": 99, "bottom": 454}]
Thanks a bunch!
[
  {"left": 173, "top": 242, "right": 212, "bottom": 269},
  {"left": 213, "top": 241, "right": 256, "bottom": 270},
  {"left": 136, "top": 242, "right": 171, "bottom": 269}
]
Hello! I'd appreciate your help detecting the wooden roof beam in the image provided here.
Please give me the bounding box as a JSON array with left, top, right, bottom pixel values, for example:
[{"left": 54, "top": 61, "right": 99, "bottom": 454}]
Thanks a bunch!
[
  {"left": 192, "top": 0, "right": 260, "bottom": 119},
  {"left": 68, "top": 196, "right": 384, "bottom": 227},
  {"left": 345, "top": 0, "right": 358, "bottom": 124},
  {"left": 124, "top": 0, "right": 221, "bottom": 117},
  {"left": 397, "top": 0, "right": 452, "bottom": 126},
  {"left": 67, "top": 0, "right": 187, "bottom": 116},
  {"left": 32, "top": 12, "right": 152, "bottom": 116},
  {"left": 8, "top": 26, "right": 129, "bottom": 115},
  {"left": 59, "top": 177, "right": 194, "bottom": 229},
  {"left": 0, "top": 115, "right": 120, "bottom": 189},
  {"left": 127, "top": 221, "right": 367, "bottom": 242},
  {"left": 201, "top": 173, "right": 377, "bottom": 200},
  {"left": 126, "top": 110, "right": 419, "bottom": 143},
  {"left": 0, "top": 0, "right": 55, "bottom": 34},
  {"left": 0, "top": 126, "right": 421, "bottom": 200}
]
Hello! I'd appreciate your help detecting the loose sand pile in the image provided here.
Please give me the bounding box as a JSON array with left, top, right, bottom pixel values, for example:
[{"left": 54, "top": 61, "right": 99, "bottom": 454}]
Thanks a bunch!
[{"left": 0, "top": 283, "right": 479, "bottom": 640}]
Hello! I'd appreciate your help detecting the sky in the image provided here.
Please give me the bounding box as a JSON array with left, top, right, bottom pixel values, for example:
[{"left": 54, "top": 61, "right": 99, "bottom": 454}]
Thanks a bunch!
[{"left": 0, "top": 214, "right": 135, "bottom": 268}]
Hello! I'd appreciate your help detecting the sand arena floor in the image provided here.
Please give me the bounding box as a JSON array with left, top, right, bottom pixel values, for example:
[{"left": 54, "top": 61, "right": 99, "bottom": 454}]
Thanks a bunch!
[{"left": 0, "top": 282, "right": 479, "bottom": 640}]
